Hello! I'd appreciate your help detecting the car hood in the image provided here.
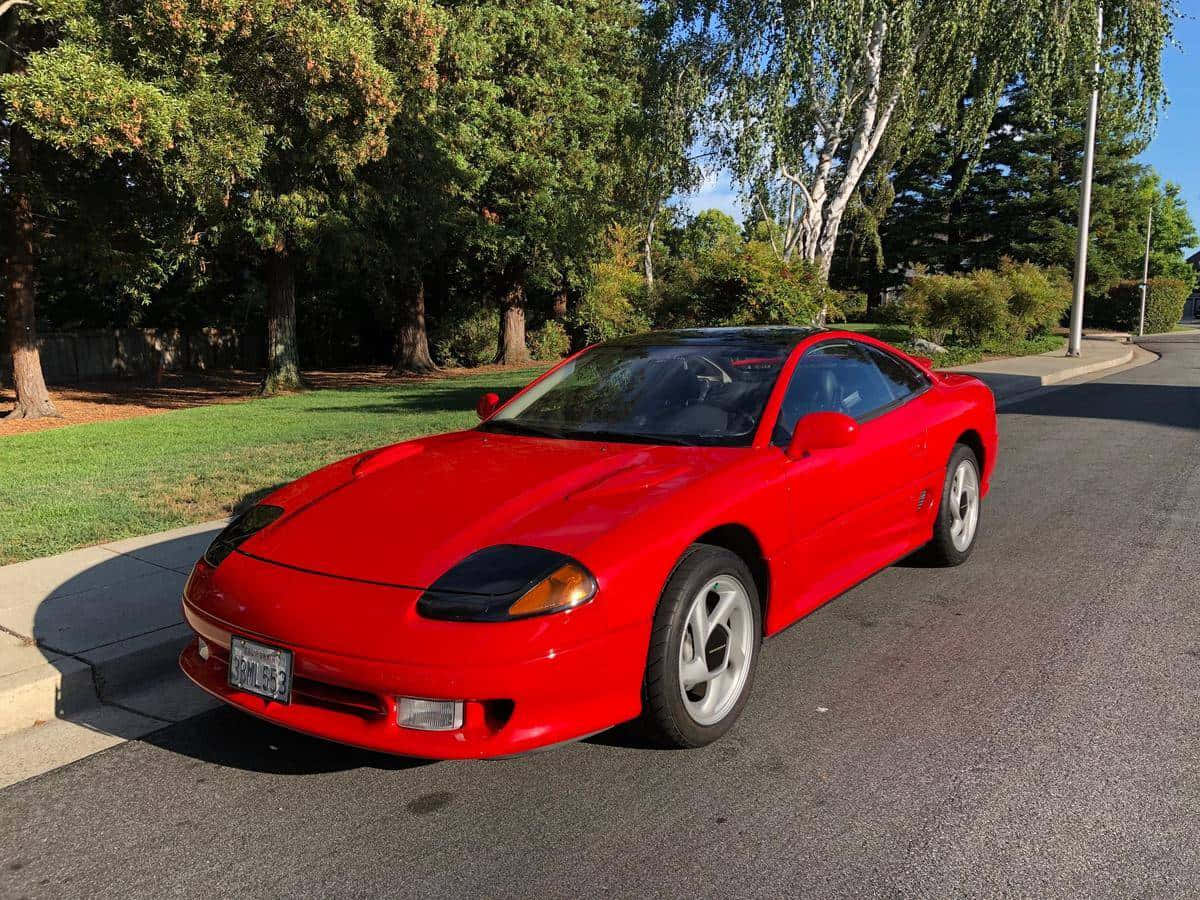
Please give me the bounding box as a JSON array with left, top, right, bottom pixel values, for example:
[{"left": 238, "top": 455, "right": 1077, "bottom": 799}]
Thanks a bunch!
[{"left": 241, "top": 430, "right": 736, "bottom": 588}]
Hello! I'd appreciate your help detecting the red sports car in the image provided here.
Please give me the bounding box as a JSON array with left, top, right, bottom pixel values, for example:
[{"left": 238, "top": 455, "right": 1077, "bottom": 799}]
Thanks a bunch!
[{"left": 181, "top": 327, "right": 996, "bottom": 758}]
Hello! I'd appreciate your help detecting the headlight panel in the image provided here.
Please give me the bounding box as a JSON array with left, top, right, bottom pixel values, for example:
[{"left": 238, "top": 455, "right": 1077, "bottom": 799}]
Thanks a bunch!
[
  {"left": 203, "top": 504, "right": 285, "bottom": 568},
  {"left": 417, "top": 545, "right": 597, "bottom": 622}
]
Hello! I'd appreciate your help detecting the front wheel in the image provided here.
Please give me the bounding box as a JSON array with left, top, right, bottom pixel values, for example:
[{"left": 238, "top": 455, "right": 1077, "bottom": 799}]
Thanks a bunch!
[
  {"left": 928, "top": 443, "right": 982, "bottom": 566},
  {"left": 641, "top": 545, "right": 762, "bottom": 748}
]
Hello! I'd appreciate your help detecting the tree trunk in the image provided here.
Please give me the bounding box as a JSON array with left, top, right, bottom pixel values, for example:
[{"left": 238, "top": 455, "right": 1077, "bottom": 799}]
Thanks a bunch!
[
  {"left": 494, "top": 269, "right": 530, "bottom": 366},
  {"left": 390, "top": 276, "right": 438, "bottom": 375},
  {"left": 4, "top": 121, "right": 57, "bottom": 420},
  {"left": 552, "top": 280, "right": 568, "bottom": 320},
  {"left": 643, "top": 211, "right": 657, "bottom": 293},
  {"left": 261, "top": 247, "right": 303, "bottom": 394}
]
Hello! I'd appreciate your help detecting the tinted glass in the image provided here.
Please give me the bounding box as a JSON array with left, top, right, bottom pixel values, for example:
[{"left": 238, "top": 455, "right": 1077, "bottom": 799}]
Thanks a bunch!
[
  {"left": 772, "top": 342, "right": 898, "bottom": 444},
  {"left": 484, "top": 343, "right": 790, "bottom": 446},
  {"left": 859, "top": 344, "right": 928, "bottom": 401}
]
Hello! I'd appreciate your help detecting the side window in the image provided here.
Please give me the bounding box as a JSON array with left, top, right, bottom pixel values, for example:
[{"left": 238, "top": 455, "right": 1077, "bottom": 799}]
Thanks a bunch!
[
  {"left": 857, "top": 344, "right": 929, "bottom": 403},
  {"left": 772, "top": 343, "right": 893, "bottom": 444}
]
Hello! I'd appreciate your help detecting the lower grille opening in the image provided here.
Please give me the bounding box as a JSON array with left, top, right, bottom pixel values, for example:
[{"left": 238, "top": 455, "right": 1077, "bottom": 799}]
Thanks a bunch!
[
  {"left": 293, "top": 678, "right": 388, "bottom": 719},
  {"left": 483, "top": 699, "right": 515, "bottom": 733}
]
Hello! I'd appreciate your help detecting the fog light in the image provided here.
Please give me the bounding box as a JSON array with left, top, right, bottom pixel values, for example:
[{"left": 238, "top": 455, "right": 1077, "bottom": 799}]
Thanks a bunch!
[
  {"left": 396, "top": 697, "right": 463, "bottom": 731},
  {"left": 197, "top": 638, "right": 210, "bottom": 661}
]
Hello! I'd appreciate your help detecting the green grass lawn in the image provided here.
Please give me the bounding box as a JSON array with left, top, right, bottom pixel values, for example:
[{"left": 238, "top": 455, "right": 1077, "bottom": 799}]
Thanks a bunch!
[
  {"left": 1, "top": 323, "right": 1068, "bottom": 566},
  {"left": 0, "top": 368, "right": 541, "bottom": 565}
]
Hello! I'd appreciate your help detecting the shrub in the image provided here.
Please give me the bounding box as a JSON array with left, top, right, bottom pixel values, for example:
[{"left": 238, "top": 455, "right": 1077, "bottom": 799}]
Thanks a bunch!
[
  {"left": 661, "top": 241, "right": 841, "bottom": 328},
  {"left": 1099, "top": 278, "right": 1191, "bottom": 334},
  {"left": 999, "top": 258, "right": 1072, "bottom": 337},
  {"left": 529, "top": 319, "right": 570, "bottom": 361},
  {"left": 832, "top": 291, "right": 869, "bottom": 323},
  {"left": 571, "top": 226, "right": 652, "bottom": 345},
  {"left": 431, "top": 306, "right": 496, "bottom": 368},
  {"left": 901, "top": 273, "right": 1003, "bottom": 345},
  {"left": 901, "top": 260, "right": 1071, "bottom": 346}
]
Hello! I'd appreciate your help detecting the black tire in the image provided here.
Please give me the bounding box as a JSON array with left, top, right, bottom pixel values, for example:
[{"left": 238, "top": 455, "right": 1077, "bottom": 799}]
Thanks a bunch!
[
  {"left": 641, "top": 544, "right": 762, "bottom": 748},
  {"left": 928, "top": 443, "right": 982, "bottom": 566}
]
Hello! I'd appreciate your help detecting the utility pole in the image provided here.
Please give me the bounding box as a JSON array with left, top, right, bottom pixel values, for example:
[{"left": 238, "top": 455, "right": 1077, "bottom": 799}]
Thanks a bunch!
[
  {"left": 1138, "top": 204, "right": 1153, "bottom": 337},
  {"left": 1067, "top": 4, "right": 1103, "bottom": 357}
]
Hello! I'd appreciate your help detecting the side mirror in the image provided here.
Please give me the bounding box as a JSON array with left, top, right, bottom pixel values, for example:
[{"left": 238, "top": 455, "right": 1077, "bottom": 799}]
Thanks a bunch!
[
  {"left": 911, "top": 355, "right": 934, "bottom": 369},
  {"left": 786, "top": 411, "right": 858, "bottom": 460},
  {"left": 476, "top": 392, "right": 501, "bottom": 420}
]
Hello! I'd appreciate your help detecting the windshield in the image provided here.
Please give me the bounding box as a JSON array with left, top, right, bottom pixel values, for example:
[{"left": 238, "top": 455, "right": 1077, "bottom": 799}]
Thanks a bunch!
[{"left": 481, "top": 342, "right": 791, "bottom": 446}]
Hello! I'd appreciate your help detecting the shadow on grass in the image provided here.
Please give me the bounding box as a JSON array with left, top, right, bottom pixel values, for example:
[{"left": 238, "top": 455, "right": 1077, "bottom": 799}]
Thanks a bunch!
[
  {"left": 232, "top": 483, "right": 290, "bottom": 515},
  {"left": 304, "top": 383, "right": 521, "bottom": 416}
]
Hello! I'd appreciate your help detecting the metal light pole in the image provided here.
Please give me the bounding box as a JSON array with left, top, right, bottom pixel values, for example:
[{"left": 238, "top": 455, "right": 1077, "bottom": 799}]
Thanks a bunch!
[
  {"left": 1137, "top": 204, "right": 1152, "bottom": 337},
  {"left": 1067, "top": 4, "right": 1104, "bottom": 357}
]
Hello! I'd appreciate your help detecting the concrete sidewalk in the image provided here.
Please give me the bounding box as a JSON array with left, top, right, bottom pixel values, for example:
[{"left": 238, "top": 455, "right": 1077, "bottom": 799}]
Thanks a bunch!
[
  {"left": 0, "top": 520, "right": 224, "bottom": 785},
  {"left": 948, "top": 334, "right": 1140, "bottom": 403}
]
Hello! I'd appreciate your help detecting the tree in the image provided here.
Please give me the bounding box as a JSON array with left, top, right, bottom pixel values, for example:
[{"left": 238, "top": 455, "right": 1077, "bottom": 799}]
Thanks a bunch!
[
  {"left": 447, "top": 0, "right": 641, "bottom": 365},
  {"left": 872, "top": 80, "right": 1197, "bottom": 301},
  {"left": 0, "top": 0, "right": 263, "bottom": 418},
  {"left": 207, "top": 0, "right": 441, "bottom": 393},
  {"left": 621, "top": 8, "right": 709, "bottom": 293},
  {"left": 321, "top": 2, "right": 449, "bottom": 376},
  {"left": 675, "top": 209, "right": 742, "bottom": 259},
  {"left": 680, "top": 0, "right": 1176, "bottom": 288}
]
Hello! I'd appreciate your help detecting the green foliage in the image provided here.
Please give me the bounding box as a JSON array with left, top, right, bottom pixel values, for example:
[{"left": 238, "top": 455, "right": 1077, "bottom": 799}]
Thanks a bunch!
[
  {"left": 833, "top": 291, "right": 869, "bottom": 323},
  {"left": 3, "top": 44, "right": 181, "bottom": 157},
  {"left": 446, "top": 0, "right": 640, "bottom": 293},
  {"left": 676, "top": 210, "right": 742, "bottom": 259},
  {"left": 662, "top": 241, "right": 840, "bottom": 328},
  {"left": 529, "top": 320, "right": 571, "bottom": 361},
  {"left": 677, "top": 0, "right": 1176, "bottom": 276},
  {"left": 871, "top": 81, "right": 1197, "bottom": 309},
  {"left": 998, "top": 259, "right": 1073, "bottom": 338},
  {"left": 900, "top": 261, "right": 1071, "bottom": 345},
  {"left": 1094, "top": 278, "right": 1191, "bottom": 334},
  {"left": 431, "top": 306, "right": 497, "bottom": 369},
  {"left": 571, "top": 225, "right": 651, "bottom": 345}
]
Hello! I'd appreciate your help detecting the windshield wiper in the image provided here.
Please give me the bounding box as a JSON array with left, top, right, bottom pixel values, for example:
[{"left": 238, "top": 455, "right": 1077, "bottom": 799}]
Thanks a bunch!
[
  {"left": 573, "top": 429, "right": 698, "bottom": 447},
  {"left": 479, "top": 420, "right": 566, "bottom": 439}
]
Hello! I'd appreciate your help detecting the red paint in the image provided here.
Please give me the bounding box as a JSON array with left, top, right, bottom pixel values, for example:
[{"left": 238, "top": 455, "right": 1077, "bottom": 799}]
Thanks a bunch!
[
  {"left": 786, "top": 410, "right": 859, "bottom": 458},
  {"left": 181, "top": 329, "right": 997, "bottom": 758}
]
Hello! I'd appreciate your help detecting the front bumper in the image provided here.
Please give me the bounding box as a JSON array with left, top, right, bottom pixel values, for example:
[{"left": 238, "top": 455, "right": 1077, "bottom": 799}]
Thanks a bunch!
[{"left": 180, "top": 595, "right": 648, "bottom": 761}]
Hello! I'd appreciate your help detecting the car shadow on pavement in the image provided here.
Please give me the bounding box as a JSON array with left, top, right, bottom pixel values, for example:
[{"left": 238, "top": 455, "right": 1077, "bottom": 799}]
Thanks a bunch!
[
  {"left": 140, "top": 706, "right": 433, "bottom": 775},
  {"left": 19, "top": 527, "right": 435, "bottom": 776},
  {"left": 1003, "top": 380, "right": 1200, "bottom": 428}
]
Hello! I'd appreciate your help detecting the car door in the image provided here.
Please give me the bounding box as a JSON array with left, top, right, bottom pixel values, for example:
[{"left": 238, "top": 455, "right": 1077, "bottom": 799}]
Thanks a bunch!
[
  {"left": 850, "top": 342, "right": 933, "bottom": 547},
  {"left": 772, "top": 339, "right": 931, "bottom": 615}
]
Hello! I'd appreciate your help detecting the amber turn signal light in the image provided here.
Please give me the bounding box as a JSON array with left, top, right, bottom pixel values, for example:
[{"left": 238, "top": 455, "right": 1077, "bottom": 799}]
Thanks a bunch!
[{"left": 507, "top": 562, "right": 597, "bottom": 618}]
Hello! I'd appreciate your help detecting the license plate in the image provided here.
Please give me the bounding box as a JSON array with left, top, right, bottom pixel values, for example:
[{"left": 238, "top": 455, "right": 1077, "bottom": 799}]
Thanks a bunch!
[{"left": 228, "top": 636, "right": 292, "bottom": 703}]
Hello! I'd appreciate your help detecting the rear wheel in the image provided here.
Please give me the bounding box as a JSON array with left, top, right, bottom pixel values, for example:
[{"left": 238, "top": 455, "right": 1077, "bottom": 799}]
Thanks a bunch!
[
  {"left": 928, "top": 443, "right": 982, "bottom": 566},
  {"left": 641, "top": 545, "right": 761, "bottom": 748}
]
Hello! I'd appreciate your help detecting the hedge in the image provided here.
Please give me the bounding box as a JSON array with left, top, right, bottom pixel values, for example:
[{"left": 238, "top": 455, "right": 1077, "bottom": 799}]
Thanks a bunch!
[
  {"left": 1093, "top": 278, "right": 1191, "bottom": 334},
  {"left": 899, "top": 259, "right": 1071, "bottom": 346}
]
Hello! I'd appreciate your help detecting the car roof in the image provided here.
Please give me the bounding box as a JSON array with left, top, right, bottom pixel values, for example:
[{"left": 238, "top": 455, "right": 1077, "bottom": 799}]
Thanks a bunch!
[{"left": 605, "top": 326, "right": 826, "bottom": 350}]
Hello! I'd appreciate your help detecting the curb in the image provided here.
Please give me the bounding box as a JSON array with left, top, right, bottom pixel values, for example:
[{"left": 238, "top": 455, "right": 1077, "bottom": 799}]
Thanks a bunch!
[
  {"left": 954, "top": 345, "right": 1137, "bottom": 404},
  {"left": 1038, "top": 346, "right": 1134, "bottom": 386},
  {"left": 0, "top": 624, "right": 192, "bottom": 737}
]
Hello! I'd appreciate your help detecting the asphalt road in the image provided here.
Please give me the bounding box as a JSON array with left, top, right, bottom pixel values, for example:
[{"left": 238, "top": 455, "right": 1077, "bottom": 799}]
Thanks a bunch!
[{"left": 5, "top": 334, "right": 1200, "bottom": 899}]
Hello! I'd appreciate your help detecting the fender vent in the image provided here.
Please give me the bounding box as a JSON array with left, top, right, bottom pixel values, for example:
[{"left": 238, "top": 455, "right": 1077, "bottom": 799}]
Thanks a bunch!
[{"left": 916, "top": 488, "right": 929, "bottom": 510}]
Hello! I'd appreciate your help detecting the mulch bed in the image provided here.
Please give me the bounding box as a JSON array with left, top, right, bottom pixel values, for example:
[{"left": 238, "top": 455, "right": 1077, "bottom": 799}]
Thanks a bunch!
[{"left": 0, "top": 363, "right": 539, "bottom": 436}]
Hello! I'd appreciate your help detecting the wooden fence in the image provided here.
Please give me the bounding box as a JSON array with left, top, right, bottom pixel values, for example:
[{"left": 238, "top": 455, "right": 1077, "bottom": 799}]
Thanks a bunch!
[{"left": 1, "top": 327, "right": 262, "bottom": 384}]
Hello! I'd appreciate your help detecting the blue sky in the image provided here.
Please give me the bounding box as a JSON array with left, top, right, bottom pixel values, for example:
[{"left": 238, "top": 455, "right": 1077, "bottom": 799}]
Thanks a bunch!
[{"left": 687, "top": 8, "right": 1200, "bottom": 255}]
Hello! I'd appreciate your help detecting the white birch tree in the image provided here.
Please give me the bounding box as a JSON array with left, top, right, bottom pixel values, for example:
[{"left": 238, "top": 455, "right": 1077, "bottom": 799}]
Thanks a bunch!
[{"left": 681, "top": 0, "right": 1176, "bottom": 291}]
